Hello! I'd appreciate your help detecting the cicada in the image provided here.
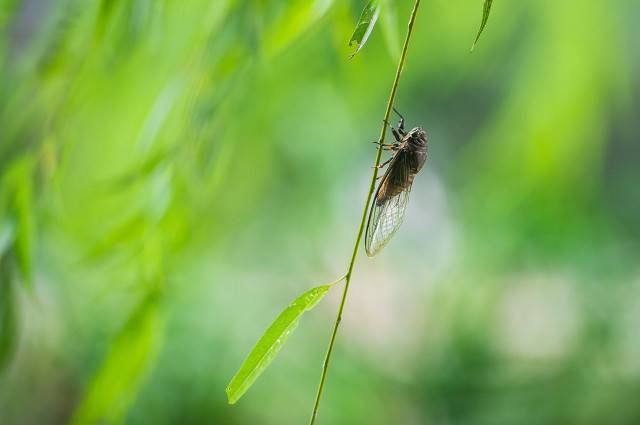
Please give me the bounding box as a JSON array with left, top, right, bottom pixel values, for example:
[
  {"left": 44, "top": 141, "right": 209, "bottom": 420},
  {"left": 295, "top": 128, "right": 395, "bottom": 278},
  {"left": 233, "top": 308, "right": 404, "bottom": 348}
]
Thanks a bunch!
[{"left": 365, "top": 109, "right": 428, "bottom": 257}]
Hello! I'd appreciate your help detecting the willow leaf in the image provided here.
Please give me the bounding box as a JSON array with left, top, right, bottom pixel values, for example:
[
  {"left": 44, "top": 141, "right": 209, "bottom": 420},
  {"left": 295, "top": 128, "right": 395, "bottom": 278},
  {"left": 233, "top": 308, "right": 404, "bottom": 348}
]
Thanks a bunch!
[
  {"left": 226, "top": 284, "right": 332, "bottom": 404},
  {"left": 348, "top": 0, "right": 381, "bottom": 58},
  {"left": 0, "top": 219, "right": 15, "bottom": 258},
  {"left": 380, "top": 0, "right": 399, "bottom": 61},
  {"left": 265, "top": 0, "right": 336, "bottom": 57},
  {"left": 70, "top": 289, "right": 163, "bottom": 425},
  {"left": 14, "top": 173, "right": 34, "bottom": 283},
  {"left": 471, "top": 0, "right": 493, "bottom": 51},
  {"left": 0, "top": 256, "right": 17, "bottom": 373}
]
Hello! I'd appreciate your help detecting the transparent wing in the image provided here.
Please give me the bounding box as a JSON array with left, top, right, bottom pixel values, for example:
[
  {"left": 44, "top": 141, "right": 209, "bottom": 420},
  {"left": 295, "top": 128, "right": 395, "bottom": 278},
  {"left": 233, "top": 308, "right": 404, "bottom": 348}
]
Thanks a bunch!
[{"left": 364, "top": 177, "right": 412, "bottom": 257}]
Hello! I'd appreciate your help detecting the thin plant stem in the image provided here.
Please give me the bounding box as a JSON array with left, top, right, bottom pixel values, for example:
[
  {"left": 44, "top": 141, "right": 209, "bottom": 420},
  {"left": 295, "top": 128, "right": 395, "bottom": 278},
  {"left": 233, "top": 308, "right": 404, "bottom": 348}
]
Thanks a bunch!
[{"left": 308, "top": 1, "right": 422, "bottom": 423}]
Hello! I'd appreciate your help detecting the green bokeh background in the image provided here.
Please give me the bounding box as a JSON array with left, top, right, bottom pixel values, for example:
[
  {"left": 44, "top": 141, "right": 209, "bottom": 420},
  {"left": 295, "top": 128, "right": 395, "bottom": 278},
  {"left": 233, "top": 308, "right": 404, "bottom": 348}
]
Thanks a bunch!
[{"left": 1, "top": 0, "right": 639, "bottom": 424}]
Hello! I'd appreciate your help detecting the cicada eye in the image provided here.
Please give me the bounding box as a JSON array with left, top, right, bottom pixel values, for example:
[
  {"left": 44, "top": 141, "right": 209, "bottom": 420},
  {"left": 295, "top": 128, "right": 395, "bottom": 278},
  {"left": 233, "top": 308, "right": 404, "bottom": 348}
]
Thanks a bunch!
[{"left": 414, "top": 128, "right": 427, "bottom": 141}]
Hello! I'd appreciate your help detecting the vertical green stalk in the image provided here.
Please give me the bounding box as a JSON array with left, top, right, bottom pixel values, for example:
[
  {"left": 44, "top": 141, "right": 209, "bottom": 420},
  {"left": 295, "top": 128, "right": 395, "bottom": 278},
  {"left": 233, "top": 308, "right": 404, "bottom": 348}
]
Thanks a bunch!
[{"left": 308, "top": 1, "right": 422, "bottom": 423}]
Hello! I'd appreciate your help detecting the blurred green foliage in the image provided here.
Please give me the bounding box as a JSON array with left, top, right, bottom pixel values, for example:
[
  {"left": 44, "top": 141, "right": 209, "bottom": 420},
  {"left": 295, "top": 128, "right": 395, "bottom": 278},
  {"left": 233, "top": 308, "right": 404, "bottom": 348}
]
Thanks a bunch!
[{"left": 0, "top": 0, "right": 639, "bottom": 424}]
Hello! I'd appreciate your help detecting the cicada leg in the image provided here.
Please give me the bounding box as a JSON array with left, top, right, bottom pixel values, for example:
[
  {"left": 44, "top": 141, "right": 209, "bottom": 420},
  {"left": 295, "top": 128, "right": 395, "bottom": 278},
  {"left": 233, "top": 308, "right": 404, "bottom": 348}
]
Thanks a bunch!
[
  {"left": 372, "top": 141, "right": 400, "bottom": 151},
  {"left": 391, "top": 127, "right": 402, "bottom": 142},
  {"left": 393, "top": 107, "right": 407, "bottom": 136},
  {"left": 373, "top": 157, "right": 394, "bottom": 169}
]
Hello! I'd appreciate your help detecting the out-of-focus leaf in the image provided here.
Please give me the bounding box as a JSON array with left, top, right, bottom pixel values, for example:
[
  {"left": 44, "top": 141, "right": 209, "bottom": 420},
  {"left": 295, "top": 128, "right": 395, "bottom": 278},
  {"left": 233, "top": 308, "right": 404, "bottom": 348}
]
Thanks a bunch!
[
  {"left": 0, "top": 219, "right": 16, "bottom": 258},
  {"left": 0, "top": 255, "right": 17, "bottom": 373},
  {"left": 2, "top": 156, "right": 35, "bottom": 283},
  {"left": 348, "top": 0, "right": 381, "bottom": 58},
  {"left": 70, "top": 287, "right": 164, "bottom": 425},
  {"left": 380, "top": 0, "right": 399, "bottom": 60},
  {"left": 14, "top": 175, "right": 34, "bottom": 283},
  {"left": 108, "top": 149, "right": 172, "bottom": 189},
  {"left": 144, "top": 165, "right": 173, "bottom": 222},
  {"left": 136, "top": 77, "right": 186, "bottom": 154},
  {"left": 85, "top": 214, "right": 148, "bottom": 260},
  {"left": 226, "top": 284, "right": 332, "bottom": 404},
  {"left": 471, "top": 0, "right": 493, "bottom": 51},
  {"left": 265, "top": 0, "right": 336, "bottom": 57},
  {"left": 94, "top": 0, "right": 122, "bottom": 42}
]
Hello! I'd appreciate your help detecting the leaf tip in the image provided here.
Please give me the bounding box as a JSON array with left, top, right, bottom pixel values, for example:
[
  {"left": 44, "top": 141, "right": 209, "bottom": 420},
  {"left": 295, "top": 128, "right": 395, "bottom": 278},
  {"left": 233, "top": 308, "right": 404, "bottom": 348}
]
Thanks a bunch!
[
  {"left": 225, "top": 388, "right": 236, "bottom": 405},
  {"left": 471, "top": 0, "right": 493, "bottom": 52}
]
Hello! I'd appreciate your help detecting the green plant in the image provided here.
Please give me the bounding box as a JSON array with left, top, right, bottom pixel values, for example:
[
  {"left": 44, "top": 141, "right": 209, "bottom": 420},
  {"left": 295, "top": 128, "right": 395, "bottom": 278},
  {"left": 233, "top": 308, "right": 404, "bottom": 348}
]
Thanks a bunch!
[{"left": 225, "top": 0, "right": 494, "bottom": 422}]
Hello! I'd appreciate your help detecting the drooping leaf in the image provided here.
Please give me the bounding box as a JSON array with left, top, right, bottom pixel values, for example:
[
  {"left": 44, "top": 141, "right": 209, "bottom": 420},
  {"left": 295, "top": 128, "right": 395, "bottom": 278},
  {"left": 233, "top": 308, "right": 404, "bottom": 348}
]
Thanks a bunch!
[
  {"left": 226, "top": 284, "right": 332, "bottom": 404},
  {"left": 0, "top": 223, "right": 17, "bottom": 374},
  {"left": 14, "top": 174, "right": 34, "bottom": 283},
  {"left": 2, "top": 156, "right": 36, "bottom": 283},
  {"left": 380, "top": 0, "right": 399, "bottom": 61},
  {"left": 265, "top": 0, "right": 336, "bottom": 57},
  {"left": 136, "top": 77, "right": 186, "bottom": 154},
  {"left": 348, "top": 0, "right": 381, "bottom": 58},
  {"left": 108, "top": 149, "right": 171, "bottom": 189},
  {"left": 0, "top": 255, "right": 17, "bottom": 373},
  {"left": 85, "top": 214, "right": 149, "bottom": 261},
  {"left": 471, "top": 0, "right": 493, "bottom": 51},
  {"left": 0, "top": 219, "right": 16, "bottom": 258},
  {"left": 70, "top": 288, "right": 164, "bottom": 425}
]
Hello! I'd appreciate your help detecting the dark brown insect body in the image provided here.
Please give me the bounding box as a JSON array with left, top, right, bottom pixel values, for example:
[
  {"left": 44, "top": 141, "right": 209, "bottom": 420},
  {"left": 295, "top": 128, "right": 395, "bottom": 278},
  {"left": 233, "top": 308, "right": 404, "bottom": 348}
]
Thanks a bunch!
[{"left": 365, "top": 110, "right": 428, "bottom": 257}]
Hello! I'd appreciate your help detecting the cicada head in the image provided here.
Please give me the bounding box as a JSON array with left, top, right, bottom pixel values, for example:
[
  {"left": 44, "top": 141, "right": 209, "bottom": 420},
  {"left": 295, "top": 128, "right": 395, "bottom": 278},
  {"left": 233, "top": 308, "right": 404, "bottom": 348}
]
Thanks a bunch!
[
  {"left": 407, "top": 127, "right": 427, "bottom": 150},
  {"left": 412, "top": 127, "right": 427, "bottom": 141}
]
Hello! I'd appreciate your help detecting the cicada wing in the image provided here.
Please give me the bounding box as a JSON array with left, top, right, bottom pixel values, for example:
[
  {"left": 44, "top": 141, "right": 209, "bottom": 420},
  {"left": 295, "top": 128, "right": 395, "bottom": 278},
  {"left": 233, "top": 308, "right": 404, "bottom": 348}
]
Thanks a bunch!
[{"left": 364, "top": 178, "right": 412, "bottom": 257}]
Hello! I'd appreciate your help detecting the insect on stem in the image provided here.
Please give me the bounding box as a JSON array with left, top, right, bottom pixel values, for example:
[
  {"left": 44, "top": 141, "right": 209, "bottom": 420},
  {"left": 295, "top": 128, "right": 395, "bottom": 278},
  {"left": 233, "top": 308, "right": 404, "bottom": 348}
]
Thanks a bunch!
[{"left": 308, "top": 1, "right": 423, "bottom": 423}]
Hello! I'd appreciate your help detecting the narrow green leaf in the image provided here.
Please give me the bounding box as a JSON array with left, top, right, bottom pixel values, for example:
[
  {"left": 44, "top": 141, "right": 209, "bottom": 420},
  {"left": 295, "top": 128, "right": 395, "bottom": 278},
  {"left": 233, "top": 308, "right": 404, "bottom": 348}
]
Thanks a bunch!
[
  {"left": 2, "top": 156, "right": 36, "bottom": 283},
  {"left": 0, "top": 219, "right": 16, "bottom": 258},
  {"left": 85, "top": 214, "right": 148, "bottom": 260},
  {"left": 380, "top": 0, "right": 400, "bottom": 61},
  {"left": 14, "top": 176, "right": 34, "bottom": 283},
  {"left": 136, "top": 77, "right": 185, "bottom": 154},
  {"left": 0, "top": 255, "right": 18, "bottom": 373},
  {"left": 348, "top": 0, "right": 381, "bottom": 58},
  {"left": 70, "top": 288, "right": 164, "bottom": 425},
  {"left": 471, "top": 0, "right": 493, "bottom": 51},
  {"left": 226, "top": 284, "right": 332, "bottom": 404},
  {"left": 265, "top": 0, "right": 336, "bottom": 57}
]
